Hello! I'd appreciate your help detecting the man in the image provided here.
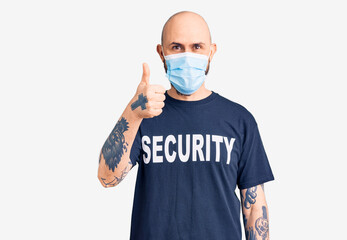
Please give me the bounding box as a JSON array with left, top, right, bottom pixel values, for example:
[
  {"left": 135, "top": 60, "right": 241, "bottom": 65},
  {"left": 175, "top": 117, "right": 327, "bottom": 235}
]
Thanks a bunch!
[{"left": 98, "top": 11, "right": 275, "bottom": 240}]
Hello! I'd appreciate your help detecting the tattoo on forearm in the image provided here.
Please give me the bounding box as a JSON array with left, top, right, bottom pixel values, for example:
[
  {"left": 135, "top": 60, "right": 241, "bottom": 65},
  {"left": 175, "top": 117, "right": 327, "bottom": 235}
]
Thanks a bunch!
[
  {"left": 101, "top": 117, "right": 129, "bottom": 172},
  {"left": 131, "top": 93, "right": 148, "bottom": 110},
  {"left": 255, "top": 206, "right": 269, "bottom": 240},
  {"left": 100, "top": 161, "right": 132, "bottom": 187},
  {"left": 244, "top": 186, "right": 257, "bottom": 209},
  {"left": 243, "top": 214, "right": 257, "bottom": 240},
  {"left": 247, "top": 226, "right": 257, "bottom": 240},
  {"left": 101, "top": 161, "right": 132, "bottom": 187}
]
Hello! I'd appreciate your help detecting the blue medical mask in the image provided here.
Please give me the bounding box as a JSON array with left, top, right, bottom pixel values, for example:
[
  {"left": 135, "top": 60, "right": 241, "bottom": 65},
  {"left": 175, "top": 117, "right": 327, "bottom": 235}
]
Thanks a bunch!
[{"left": 162, "top": 46, "right": 211, "bottom": 95}]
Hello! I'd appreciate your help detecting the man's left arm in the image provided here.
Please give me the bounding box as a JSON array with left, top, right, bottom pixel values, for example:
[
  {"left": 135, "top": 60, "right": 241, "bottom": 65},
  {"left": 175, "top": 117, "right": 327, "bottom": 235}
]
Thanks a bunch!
[{"left": 240, "top": 184, "right": 271, "bottom": 240}]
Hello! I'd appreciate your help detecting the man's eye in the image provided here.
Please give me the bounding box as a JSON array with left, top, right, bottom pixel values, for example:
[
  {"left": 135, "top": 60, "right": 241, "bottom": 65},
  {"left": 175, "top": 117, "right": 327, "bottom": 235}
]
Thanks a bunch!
[
  {"left": 172, "top": 46, "right": 181, "bottom": 50},
  {"left": 194, "top": 45, "right": 201, "bottom": 49}
]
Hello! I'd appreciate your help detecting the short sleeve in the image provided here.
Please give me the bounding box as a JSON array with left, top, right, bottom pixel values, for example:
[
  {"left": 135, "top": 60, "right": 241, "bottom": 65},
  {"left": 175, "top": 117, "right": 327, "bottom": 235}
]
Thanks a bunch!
[
  {"left": 129, "top": 128, "right": 142, "bottom": 166},
  {"left": 237, "top": 122, "right": 275, "bottom": 190}
]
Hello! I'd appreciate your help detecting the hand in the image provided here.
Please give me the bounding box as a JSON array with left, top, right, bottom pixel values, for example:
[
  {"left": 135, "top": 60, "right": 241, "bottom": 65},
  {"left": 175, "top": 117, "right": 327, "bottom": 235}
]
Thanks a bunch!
[{"left": 130, "top": 63, "right": 166, "bottom": 119}]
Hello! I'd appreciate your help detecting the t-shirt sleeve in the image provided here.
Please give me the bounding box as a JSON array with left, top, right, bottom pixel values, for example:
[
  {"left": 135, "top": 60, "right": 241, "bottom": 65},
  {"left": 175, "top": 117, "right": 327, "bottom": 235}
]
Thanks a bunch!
[
  {"left": 237, "top": 121, "right": 275, "bottom": 190},
  {"left": 129, "top": 128, "right": 142, "bottom": 166}
]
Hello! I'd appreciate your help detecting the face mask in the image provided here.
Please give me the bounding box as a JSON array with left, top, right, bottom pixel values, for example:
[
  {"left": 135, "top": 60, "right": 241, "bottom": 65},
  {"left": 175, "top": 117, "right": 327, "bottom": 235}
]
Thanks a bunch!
[{"left": 162, "top": 46, "right": 211, "bottom": 95}]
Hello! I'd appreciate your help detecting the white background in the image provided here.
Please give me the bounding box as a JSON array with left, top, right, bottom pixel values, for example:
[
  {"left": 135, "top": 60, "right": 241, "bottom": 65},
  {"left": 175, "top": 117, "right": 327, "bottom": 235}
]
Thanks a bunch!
[{"left": 1, "top": 0, "right": 346, "bottom": 239}]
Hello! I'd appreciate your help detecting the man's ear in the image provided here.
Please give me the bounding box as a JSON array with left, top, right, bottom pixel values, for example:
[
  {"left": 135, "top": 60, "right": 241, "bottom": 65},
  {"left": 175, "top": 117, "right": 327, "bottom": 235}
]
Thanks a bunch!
[
  {"left": 209, "top": 43, "right": 217, "bottom": 62},
  {"left": 156, "top": 44, "right": 165, "bottom": 62}
]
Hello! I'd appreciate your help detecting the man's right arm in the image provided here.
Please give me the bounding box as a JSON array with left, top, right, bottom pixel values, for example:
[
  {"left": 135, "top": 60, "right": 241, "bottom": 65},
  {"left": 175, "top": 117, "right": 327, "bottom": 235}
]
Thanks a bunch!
[{"left": 97, "top": 63, "right": 166, "bottom": 188}]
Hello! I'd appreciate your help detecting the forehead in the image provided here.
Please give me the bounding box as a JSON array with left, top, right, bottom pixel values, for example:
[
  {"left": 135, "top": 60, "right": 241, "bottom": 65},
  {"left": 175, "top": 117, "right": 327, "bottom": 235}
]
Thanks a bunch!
[{"left": 163, "top": 14, "right": 211, "bottom": 45}]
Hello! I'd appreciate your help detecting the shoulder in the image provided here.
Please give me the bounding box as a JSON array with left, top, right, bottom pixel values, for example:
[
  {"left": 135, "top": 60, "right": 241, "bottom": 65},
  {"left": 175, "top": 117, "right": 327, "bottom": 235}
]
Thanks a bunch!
[{"left": 214, "top": 92, "right": 258, "bottom": 127}]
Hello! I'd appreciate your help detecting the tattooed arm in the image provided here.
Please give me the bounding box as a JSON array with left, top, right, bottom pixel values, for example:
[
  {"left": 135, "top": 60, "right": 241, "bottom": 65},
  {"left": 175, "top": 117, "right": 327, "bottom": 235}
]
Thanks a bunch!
[
  {"left": 240, "top": 184, "right": 271, "bottom": 240},
  {"left": 97, "top": 63, "right": 166, "bottom": 188},
  {"left": 97, "top": 104, "right": 142, "bottom": 188}
]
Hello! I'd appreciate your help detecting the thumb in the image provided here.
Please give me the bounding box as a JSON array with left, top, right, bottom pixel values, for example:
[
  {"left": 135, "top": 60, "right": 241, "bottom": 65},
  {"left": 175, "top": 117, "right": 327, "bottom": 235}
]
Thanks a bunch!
[{"left": 141, "top": 62, "right": 150, "bottom": 85}]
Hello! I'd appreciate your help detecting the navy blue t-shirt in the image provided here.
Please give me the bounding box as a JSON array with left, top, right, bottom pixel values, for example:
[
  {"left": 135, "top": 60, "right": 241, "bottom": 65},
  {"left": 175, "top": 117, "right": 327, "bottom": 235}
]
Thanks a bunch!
[{"left": 129, "top": 90, "right": 275, "bottom": 240}]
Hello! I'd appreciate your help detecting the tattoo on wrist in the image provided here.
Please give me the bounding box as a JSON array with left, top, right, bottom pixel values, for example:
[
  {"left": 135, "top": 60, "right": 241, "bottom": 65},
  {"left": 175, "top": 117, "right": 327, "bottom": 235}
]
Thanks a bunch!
[
  {"left": 100, "top": 161, "right": 132, "bottom": 187},
  {"left": 102, "top": 117, "right": 129, "bottom": 172}
]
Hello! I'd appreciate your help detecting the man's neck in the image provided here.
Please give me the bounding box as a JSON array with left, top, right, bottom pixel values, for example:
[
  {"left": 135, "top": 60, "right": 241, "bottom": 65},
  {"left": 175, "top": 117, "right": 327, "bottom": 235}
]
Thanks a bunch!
[{"left": 167, "top": 83, "right": 212, "bottom": 101}]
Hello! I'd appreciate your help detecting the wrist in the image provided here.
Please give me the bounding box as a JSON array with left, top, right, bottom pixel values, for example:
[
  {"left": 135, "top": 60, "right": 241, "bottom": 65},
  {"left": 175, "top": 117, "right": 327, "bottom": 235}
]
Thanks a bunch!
[{"left": 126, "top": 97, "right": 143, "bottom": 121}]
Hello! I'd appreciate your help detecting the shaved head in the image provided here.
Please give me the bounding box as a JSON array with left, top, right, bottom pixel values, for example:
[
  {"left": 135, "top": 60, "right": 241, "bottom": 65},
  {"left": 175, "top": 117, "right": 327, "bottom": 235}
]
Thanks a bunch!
[
  {"left": 157, "top": 11, "right": 217, "bottom": 97},
  {"left": 161, "top": 11, "right": 212, "bottom": 46}
]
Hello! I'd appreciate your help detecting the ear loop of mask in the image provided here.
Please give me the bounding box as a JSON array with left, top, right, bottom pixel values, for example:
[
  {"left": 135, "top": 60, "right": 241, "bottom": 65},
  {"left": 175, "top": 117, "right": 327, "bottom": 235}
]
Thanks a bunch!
[{"left": 207, "top": 45, "right": 212, "bottom": 61}]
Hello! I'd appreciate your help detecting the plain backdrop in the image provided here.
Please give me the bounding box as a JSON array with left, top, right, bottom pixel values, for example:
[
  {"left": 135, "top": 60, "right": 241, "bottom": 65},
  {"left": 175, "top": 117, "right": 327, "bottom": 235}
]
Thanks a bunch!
[{"left": 1, "top": 0, "right": 346, "bottom": 239}]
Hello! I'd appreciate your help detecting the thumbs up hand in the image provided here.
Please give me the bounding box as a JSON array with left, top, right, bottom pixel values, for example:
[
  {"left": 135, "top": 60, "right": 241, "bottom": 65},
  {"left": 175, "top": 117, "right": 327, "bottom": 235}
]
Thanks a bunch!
[{"left": 130, "top": 63, "right": 166, "bottom": 119}]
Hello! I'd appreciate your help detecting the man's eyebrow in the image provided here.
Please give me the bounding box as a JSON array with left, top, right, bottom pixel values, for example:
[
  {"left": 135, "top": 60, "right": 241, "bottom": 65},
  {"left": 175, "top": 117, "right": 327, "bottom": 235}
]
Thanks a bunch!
[
  {"left": 169, "top": 42, "right": 182, "bottom": 46},
  {"left": 192, "top": 42, "right": 206, "bottom": 46},
  {"left": 169, "top": 42, "right": 206, "bottom": 46}
]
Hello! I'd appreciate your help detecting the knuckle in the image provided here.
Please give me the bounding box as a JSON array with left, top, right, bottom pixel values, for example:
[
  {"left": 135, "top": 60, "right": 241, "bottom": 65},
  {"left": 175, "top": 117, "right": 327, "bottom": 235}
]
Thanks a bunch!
[{"left": 146, "top": 92, "right": 153, "bottom": 100}]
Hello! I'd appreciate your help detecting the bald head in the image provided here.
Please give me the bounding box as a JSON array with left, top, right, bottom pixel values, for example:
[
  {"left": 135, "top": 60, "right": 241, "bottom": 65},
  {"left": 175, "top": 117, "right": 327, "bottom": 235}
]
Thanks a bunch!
[
  {"left": 157, "top": 11, "right": 217, "bottom": 92},
  {"left": 161, "top": 11, "right": 212, "bottom": 46}
]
